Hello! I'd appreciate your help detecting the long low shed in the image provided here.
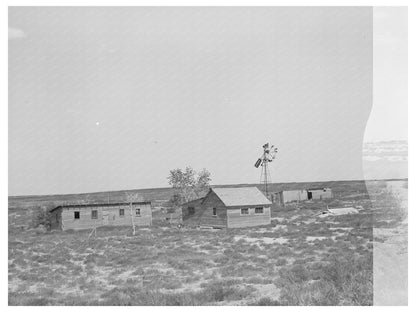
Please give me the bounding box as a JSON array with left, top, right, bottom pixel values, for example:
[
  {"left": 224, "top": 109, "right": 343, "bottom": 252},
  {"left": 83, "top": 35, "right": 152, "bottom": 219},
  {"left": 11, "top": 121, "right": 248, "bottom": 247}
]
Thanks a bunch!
[
  {"left": 274, "top": 189, "right": 308, "bottom": 204},
  {"left": 49, "top": 201, "right": 152, "bottom": 231},
  {"left": 307, "top": 188, "right": 332, "bottom": 200},
  {"left": 273, "top": 187, "right": 333, "bottom": 205}
]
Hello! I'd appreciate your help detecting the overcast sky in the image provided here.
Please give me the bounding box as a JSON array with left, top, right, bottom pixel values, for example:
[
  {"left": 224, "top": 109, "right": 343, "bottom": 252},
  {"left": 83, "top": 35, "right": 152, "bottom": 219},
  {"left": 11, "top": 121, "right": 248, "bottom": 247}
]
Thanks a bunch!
[
  {"left": 366, "top": 6, "right": 407, "bottom": 142},
  {"left": 9, "top": 7, "right": 406, "bottom": 196}
]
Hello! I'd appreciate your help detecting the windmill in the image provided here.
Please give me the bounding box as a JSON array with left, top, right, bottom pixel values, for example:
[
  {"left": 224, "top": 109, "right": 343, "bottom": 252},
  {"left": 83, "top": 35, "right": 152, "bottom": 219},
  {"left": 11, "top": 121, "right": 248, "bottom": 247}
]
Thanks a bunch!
[{"left": 254, "top": 143, "right": 278, "bottom": 198}]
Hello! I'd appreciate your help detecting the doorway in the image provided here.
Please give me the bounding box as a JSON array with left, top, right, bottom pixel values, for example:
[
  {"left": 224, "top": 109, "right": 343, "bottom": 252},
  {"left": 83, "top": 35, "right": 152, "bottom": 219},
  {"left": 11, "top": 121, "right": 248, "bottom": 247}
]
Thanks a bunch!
[{"left": 103, "top": 211, "right": 109, "bottom": 225}]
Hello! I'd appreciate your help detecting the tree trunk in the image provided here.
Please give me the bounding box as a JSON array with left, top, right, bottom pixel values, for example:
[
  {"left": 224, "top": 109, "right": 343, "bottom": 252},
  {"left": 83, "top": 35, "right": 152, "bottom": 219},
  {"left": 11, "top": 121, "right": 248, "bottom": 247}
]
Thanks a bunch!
[{"left": 130, "top": 202, "right": 136, "bottom": 235}]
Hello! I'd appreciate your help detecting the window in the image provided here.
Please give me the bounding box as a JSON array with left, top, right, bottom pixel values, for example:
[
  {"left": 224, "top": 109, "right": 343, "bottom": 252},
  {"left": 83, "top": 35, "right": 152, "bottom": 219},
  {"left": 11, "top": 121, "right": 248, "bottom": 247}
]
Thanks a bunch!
[
  {"left": 136, "top": 208, "right": 141, "bottom": 216},
  {"left": 91, "top": 210, "right": 98, "bottom": 219},
  {"left": 74, "top": 211, "right": 80, "bottom": 219},
  {"left": 119, "top": 209, "right": 125, "bottom": 217},
  {"left": 213, "top": 207, "right": 217, "bottom": 216},
  {"left": 241, "top": 208, "right": 249, "bottom": 215},
  {"left": 255, "top": 207, "right": 264, "bottom": 214},
  {"left": 188, "top": 207, "right": 195, "bottom": 215}
]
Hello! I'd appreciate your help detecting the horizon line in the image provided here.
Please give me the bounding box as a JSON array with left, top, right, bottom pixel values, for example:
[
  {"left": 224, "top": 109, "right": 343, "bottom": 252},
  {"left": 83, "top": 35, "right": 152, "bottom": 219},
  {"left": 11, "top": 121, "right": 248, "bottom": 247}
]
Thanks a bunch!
[{"left": 8, "top": 177, "right": 408, "bottom": 199}]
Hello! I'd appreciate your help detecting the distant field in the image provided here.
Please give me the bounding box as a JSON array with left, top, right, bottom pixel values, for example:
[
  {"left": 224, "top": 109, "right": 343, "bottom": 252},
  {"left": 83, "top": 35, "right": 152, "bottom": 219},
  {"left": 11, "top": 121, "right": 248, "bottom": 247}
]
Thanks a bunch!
[{"left": 8, "top": 179, "right": 407, "bottom": 305}]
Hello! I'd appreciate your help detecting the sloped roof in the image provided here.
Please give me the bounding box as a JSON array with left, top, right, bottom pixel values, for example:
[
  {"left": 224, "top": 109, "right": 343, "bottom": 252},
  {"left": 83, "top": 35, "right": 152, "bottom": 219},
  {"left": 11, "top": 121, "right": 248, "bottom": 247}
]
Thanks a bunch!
[
  {"left": 180, "top": 197, "right": 205, "bottom": 207},
  {"left": 211, "top": 187, "right": 271, "bottom": 207},
  {"left": 49, "top": 201, "right": 151, "bottom": 213}
]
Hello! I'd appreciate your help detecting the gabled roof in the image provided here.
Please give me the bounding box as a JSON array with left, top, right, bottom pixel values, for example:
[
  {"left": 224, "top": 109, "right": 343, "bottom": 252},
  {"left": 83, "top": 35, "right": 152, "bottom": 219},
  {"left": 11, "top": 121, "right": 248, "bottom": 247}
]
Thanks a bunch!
[
  {"left": 210, "top": 187, "right": 271, "bottom": 207},
  {"left": 180, "top": 197, "right": 205, "bottom": 207}
]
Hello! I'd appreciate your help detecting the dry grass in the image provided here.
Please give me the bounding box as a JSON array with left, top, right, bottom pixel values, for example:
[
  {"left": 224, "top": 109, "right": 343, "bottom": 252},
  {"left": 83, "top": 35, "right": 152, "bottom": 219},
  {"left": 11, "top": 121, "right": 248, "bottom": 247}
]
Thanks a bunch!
[{"left": 8, "top": 180, "right": 406, "bottom": 305}]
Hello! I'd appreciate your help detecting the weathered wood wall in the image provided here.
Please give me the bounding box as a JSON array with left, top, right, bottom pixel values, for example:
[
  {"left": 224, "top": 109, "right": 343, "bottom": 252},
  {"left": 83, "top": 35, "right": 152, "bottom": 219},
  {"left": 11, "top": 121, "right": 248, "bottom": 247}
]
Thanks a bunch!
[
  {"left": 182, "top": 192, "right": 227, "bottom": 228},
  {"left": 182, "top": 192, "right": 271, "bottom": 228},
  {"left": 50, "top": 208, "right": 62, "bottom": 230},
  {"left": 60, "top": 203, "right": 152, "bottom": 231},
  {"left": 199, "top": 192, "right": 227, "bottom": 228},
  {"left": 181, "top": 198, "right": 204, "bottom": 221},
  {"left": 281, "top": 190, "right": 308, "bottom": 203},
  {"left": 226, "top": 206, "right": 271, "bottom": 228},
  {"left": 309, "top": 189, "right": 333, "bottom": 200}
]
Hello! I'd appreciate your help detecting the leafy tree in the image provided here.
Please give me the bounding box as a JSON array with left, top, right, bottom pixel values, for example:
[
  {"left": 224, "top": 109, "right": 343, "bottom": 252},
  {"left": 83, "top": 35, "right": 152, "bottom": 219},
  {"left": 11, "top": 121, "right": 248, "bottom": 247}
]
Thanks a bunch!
[
  {"left": 31, "top": 206, "right": 52, "bottom": 231},
  {"left": 167, "top": 166, "right": 211, "bottom": 204}
]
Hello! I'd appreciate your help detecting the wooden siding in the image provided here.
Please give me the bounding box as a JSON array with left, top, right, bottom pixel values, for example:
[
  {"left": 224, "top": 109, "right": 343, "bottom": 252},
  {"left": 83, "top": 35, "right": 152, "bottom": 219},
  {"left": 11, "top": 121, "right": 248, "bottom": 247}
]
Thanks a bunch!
[
  {"left": 60, "top": 203, "right": 152, "bottom": 231},
  {"left": 226, "top": 206, "right": 271, "bottom": 228},
  {"left": 281, "top": 190, "right": 308, "bottom": 203},
  {"left": 181, "top": 198, "right": 204, "bottom": 222},
  {"left": 182, "top": 191, "right": 271, "bottom": 229},
  {"left": 50, "top": 208, "right": 62, "bottom": 230},
  {"left": 309, "top": 189, "right": 333, "bottom": 200},
  {"left": 182, "top": 192, "right": 227, "bottom": 228},
  {"left": 199, "top": 192, "right": 227, "bottom": 228}
]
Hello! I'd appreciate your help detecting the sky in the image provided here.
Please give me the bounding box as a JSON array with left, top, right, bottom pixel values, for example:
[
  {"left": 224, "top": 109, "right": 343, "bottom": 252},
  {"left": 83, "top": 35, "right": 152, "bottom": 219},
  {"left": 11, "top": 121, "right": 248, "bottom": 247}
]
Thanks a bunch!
[
  {"left": 365, "top": 7, "right": 407, "bottom": 142},
  {"left": 8, "top": 7, "right": 406, "bottom": 196}
]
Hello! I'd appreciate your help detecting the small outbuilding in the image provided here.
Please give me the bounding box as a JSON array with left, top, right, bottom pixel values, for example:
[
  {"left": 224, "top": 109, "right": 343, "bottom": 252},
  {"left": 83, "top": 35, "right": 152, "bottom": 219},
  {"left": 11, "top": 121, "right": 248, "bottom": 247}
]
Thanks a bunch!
[
  {"left": 274, "top": 189, "right": 308, "bottom": 205},
  {"left": 49, "top": 201, "right": 152, "bottom": 231},
  {"left": 182, "top": 187, "right": 271, "bottom": 228},
  {"left": 307, "top": 188, "right": 333, "bottom": 200},
  {"left": 273, "top": 187, "right": 333, "bottom": 205}
]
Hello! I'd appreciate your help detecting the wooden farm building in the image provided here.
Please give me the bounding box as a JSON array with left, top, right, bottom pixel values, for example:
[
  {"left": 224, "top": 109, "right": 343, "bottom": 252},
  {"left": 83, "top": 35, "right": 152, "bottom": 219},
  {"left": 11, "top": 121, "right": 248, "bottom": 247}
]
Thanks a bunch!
[
  {"left": 49, "top": 201, "right": 152, "bottom": 231},
  {"left": 307, "top": 188, "right": 332, "bottom": 200},
  {"left": 274, "top": 189, "right": 308, "bottom": 205},
  {"left": 181, "top": 187, "right": 271, "bottom": 228},
  {"left": 273, "top": 187, "right": 333, "bottom": 205},
  {"left": 272, "top": 187, "right": 332, "bottom": 205}
]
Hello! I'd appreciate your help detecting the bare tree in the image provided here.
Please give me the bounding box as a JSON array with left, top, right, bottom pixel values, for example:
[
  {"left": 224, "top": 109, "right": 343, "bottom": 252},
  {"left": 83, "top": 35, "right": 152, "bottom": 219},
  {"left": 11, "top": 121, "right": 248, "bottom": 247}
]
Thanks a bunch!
[{"left": 124, "top": 192, "right": 144, "bottom": 235}]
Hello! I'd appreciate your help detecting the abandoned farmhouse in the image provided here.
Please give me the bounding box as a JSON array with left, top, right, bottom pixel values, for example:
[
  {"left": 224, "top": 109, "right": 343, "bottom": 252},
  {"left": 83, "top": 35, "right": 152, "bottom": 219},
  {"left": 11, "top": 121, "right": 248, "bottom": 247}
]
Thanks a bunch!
[
  {"left": 182, "top": 187, "right": 272, "bottom": 228},
  {"left": 49, "top": 201, "right": 152, "bottom": 231}
]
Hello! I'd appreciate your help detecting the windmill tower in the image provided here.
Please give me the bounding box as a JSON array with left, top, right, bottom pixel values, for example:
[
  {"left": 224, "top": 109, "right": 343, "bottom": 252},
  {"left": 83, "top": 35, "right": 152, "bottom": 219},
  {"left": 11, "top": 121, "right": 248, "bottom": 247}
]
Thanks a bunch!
[{"left": 254, "top": 143, "right": 278, "bottom": 198}]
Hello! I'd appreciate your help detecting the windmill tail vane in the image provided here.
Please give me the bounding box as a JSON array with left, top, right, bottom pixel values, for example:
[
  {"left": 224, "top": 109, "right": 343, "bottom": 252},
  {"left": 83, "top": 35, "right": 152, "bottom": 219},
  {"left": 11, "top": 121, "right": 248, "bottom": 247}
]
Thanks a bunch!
[{"left": 254, "top": 143, "right": 278, "bottom": 197}]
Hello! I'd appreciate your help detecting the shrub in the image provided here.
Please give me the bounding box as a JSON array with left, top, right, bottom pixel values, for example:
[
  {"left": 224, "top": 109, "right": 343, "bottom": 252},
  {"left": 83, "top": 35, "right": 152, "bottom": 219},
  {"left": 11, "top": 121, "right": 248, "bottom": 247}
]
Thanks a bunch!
[
  {"left": 322, "top": 256, "right": 372, "bottom": 305},
  {"left": 31, "top": 206, "right": 52, "bottom": 231},
  {"left": 280, "top": 264, "right": 310, "bottom": 283},
  {"left": 276, "top": 258, "right": 288, "bottom": 266},
  {"left": 275, "top": 254, "right": 372, "bottom": 306},
  {"left": 249, "top": 297, "right": 281, "bottom": 306},
  {"left": 279, "top": 280, "right": 339, "bottom": 306},
  {"left": 200, "top": 280, "right": 251, "bottom": 302}
]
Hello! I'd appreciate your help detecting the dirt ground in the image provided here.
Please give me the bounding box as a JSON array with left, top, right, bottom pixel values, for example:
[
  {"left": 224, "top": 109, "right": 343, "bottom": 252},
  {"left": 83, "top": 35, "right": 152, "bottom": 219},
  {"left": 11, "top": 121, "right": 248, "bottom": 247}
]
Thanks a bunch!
[{"left": 8, "top": 179, "right": 406, "bottom": 305}]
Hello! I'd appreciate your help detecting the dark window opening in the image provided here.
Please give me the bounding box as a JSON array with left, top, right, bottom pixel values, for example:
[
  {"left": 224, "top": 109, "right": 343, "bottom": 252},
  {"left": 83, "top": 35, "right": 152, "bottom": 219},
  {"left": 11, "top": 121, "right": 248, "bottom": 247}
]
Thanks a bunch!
[
  {"left": 255, "top": 207, "right": 264, "bottom": 214},
  {"left": 91, "top": 210, "right": 98, "bottom": 219},
  {"left": 188, "top": 207, "right": 195, "bottom": 215},
  {"left": 119, "top": 209, "right": 125, "bottom": 217},
  {"left": 74, "top": 211, "right": 80, "bottom": 219},
  {"left": 136, "top": 208, "right": 141, "bottom": 216},
  {"left": 213, "top": 207, "right": 217, "bottom": 216},
  {"left": 241, "top": 208, "right": 249, "bottom": 215}
]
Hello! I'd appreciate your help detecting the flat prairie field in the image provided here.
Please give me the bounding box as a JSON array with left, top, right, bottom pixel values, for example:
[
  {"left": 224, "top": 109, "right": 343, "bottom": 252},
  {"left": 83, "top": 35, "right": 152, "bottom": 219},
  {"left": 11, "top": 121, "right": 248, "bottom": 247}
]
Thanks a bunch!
[{"left": 8, "top": 180, "right": 407, "bottom": 306}]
